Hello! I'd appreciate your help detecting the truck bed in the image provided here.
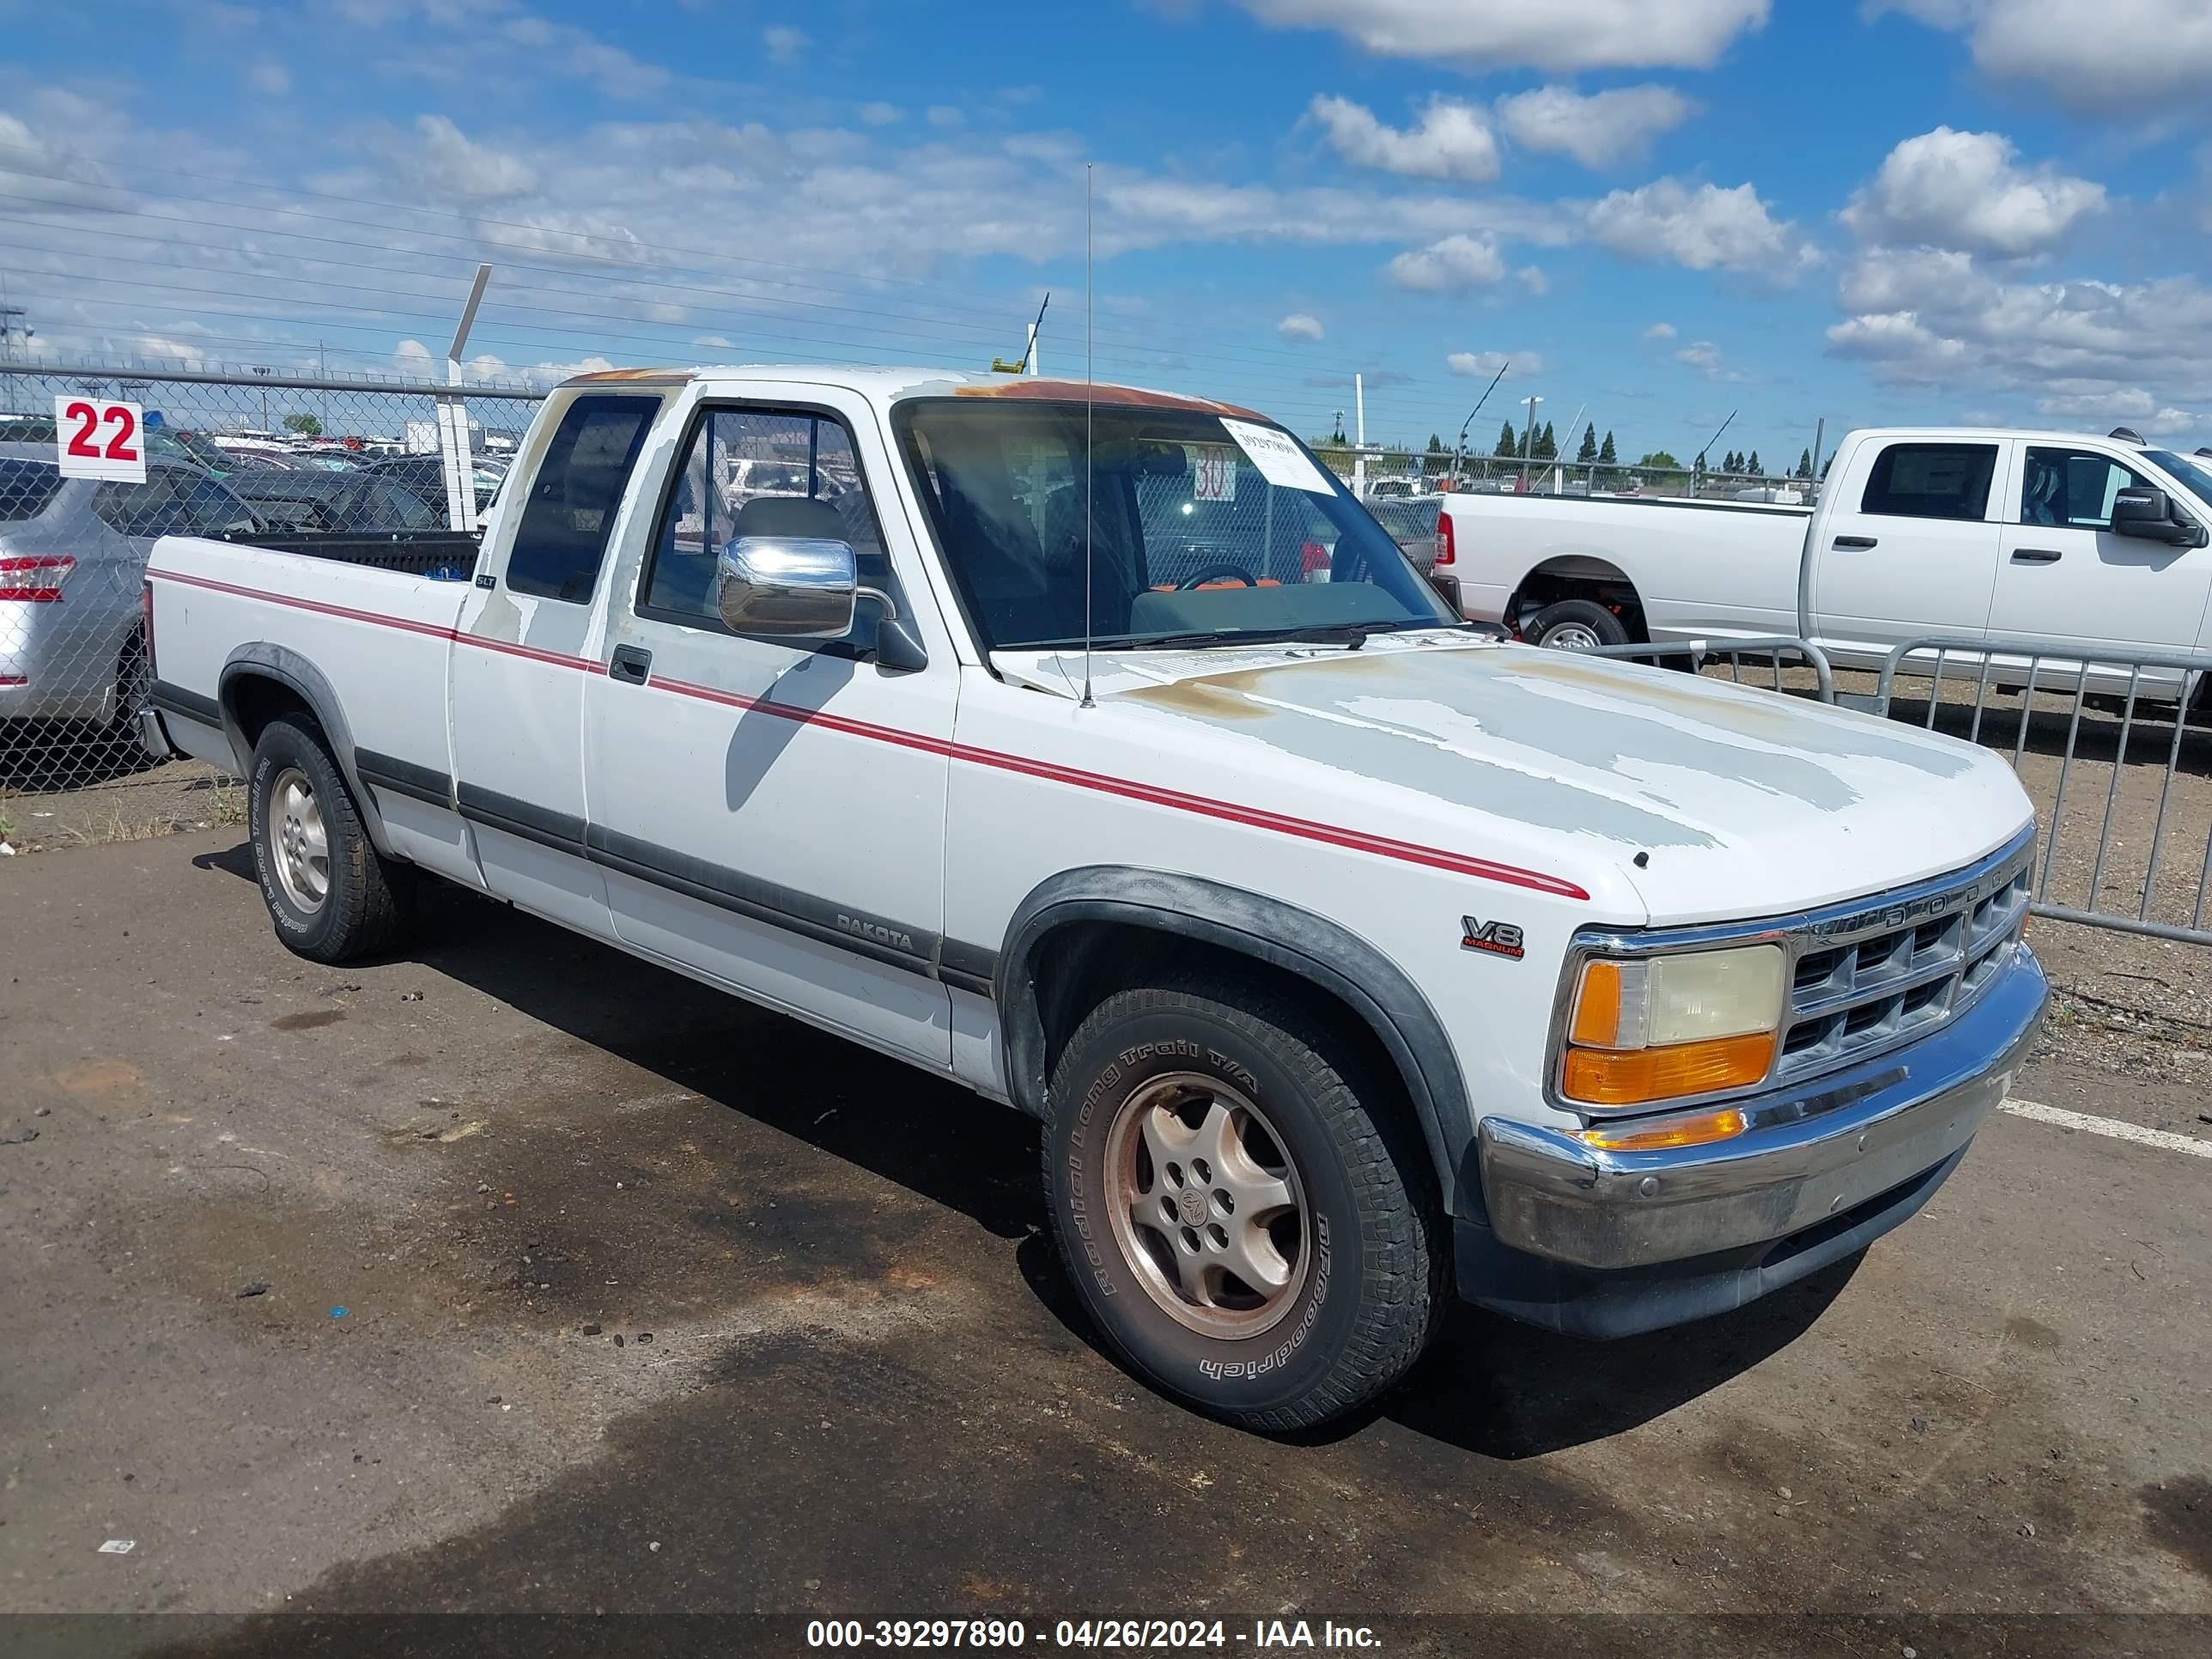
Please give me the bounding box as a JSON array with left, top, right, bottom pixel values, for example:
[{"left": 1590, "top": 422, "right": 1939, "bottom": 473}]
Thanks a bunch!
[
  {"left": 144, "top": 533, "right": 474, "bottom": 871},
  {"left": 1443, "top": 489, "right": 1810, "bottom": 645},
  {"left": 215, "top": 527, "right": 481, "bottom": 580}
]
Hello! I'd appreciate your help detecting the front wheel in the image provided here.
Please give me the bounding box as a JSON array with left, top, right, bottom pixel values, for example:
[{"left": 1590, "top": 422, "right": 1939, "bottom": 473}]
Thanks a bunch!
[
  {"left": 247, "top": 715, "right": 415, "bottom": 963},
  {"left": 1043, "top": 977, "right": 1443, "bottom": 1431}
]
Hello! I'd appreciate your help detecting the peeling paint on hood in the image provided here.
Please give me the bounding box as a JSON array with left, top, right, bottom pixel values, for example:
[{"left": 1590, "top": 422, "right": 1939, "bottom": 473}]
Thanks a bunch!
[{"left": 996, "top": 636, "right": 2036, "bottom": 925}]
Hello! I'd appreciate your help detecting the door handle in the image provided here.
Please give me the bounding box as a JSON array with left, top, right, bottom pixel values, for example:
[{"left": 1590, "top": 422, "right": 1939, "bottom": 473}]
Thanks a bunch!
[
  {"left": 1832, "top": 536, "right": 1879, "bottom": 550},
  {"left": 608, "top": 645, "right": 653, "bottom": 684},
  {"left": 2010, "top": 547, "right": 2063, "bottom": 565}
]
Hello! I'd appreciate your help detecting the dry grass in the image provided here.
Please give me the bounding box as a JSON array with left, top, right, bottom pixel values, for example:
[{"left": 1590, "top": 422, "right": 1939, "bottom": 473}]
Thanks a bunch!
[{"left": 0, "top": 763, "right": 245, "bottom": 853}]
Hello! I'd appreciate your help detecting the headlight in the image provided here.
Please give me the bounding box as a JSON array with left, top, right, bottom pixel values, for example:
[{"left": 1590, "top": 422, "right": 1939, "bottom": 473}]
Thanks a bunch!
[{"left": 1561, "top": 944, "right": 1785, "bottom": 1108}]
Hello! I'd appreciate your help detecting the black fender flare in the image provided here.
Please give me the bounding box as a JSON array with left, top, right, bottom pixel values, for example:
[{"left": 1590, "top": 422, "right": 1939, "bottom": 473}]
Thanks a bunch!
[
  {"left": 217, "top": 644, "right": 398, "bottom": 859},
  {"left": 996, "top": 866, "right": 1475, "bottom": 1214}
]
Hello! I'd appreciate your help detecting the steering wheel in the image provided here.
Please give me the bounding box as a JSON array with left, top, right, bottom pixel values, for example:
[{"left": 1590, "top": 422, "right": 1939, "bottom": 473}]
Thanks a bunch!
[{"left": 1176, "top": 562, "right": 1261, "bottom": 590}]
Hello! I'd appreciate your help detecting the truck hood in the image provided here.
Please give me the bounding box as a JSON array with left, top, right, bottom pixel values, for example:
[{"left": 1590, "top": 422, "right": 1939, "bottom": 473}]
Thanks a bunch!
[{"left": 995, "top": 635, "right": 2034, "bottom": 925}]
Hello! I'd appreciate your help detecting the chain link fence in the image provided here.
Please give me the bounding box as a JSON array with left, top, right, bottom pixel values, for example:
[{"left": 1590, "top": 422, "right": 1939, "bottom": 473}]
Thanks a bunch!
[
  {"left": 1312, "top": 446, "right": 1820, "bottom": 505},
  {"left": 0, "top": 361, "right": 542, "bottom": 842}
]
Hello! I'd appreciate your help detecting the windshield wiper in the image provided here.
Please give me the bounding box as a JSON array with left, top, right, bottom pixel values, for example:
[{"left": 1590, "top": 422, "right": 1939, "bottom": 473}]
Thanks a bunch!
[{"left": 1121, "top": 621, "right": 1428, "bottom": 652}]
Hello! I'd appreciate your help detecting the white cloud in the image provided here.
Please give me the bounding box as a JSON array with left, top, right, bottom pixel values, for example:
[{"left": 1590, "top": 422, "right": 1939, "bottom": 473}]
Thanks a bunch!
[
  {"left": 1448, "top": 349, "right": 1544, "bottom": 377},
  {"left": 1842, "top": 127, "right": 2104, "bottom": 258},
  {"left": 1586, "top": 177, "right": 1816, "bottom": 274},
  {"left": 859, "top": 101, "right": 902, "bottom": 126},
  {"left": 1516, "top": 264, "right": 1549, "bottom": 295},
  {"left": 246, "top": 57, "right": 292, "bottom": 97},
  {"left": 763, "top": 25, "right": 809, "bottom": 64},
  {"left": 1643, "top": 320, "right": 1677, "bottom": 339},
  {"left": 926, "top": 106, "right": 966, "bottom": 131},
  {"left": 391, "top": 114, "right": 538, "bottom": 201},
  {"left": 2033, "top": 386, "right": 2196, "bottom": 434},
  {"left": 1387, "top": 233, "right": 1506, "bottom": 292},
  {"left": 1826, "top": 246, "right": 2212, "bottom": 428},
  {"left": 1869, "top": 0, "right": 2212, "bottom": 113},
  {"left": 1099, "top": 177, "right": 1573, "bottom": 254},
  {"left": 1234, "top": 0, "right": 1771, "bottom": 71},
  {"left": 693, "top": 334, "right": 734, "bottom": 349},
  {"left": 1494, "top": 84, "right": 1697, "bottom": 169},
  {"left": 1277, "top": 312, "right": 1325, "bottom": 341},
  {"left": 1308, "top": 94, "right": 1500, "bottom": 183},
  {"left": 1674, "top": 339, "right": 1747, "bottom": 381},
  {"left": 0, "top": 107, "right": 127, "bottom": 210}
]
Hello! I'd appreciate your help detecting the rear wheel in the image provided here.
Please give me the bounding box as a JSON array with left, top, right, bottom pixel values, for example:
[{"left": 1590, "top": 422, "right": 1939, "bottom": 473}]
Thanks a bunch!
[
  {"left": 247, "top": 715, "right": 414, "bottom": 963},
  {"left": 1526, "top": 598, "right": 1631, "bottom": 651},
  {"left": 1043, "top": 976, "right": 1443, "bottom": 1431}
]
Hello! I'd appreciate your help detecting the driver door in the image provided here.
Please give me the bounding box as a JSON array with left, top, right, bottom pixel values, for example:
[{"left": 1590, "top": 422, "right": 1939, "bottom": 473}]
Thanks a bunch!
[
  {"left": 580, "top": 391, "right": 957, "bottom": 1066},
  {"left": 1991, "top": 444, "right": 2212, "bottom": 665}
]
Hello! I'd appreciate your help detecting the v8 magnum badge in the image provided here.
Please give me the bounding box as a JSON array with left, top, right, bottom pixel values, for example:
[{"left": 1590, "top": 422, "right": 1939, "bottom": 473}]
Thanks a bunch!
[{"left": 1461, "top": 915, "right": 1526, "bottom": 960}]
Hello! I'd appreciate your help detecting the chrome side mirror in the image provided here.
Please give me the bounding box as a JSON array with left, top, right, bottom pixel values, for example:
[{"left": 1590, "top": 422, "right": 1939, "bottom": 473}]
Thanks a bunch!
[{"left": 716, "top": 536, "right": 857, "bottom": 638}]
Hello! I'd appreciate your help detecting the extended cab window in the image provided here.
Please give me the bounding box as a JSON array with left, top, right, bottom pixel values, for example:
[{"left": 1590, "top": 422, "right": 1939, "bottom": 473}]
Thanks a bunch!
[
  {"left": 2021, "top": 447, "right": 2148, "bottom": 531},
  {"left": 640, "top": 405, "right": 900, "bottom": 641},
  {"left": 506, "top": 396, "right": 656, "bottom": 603},
  {"left": 1859, "top": 443, "right": 1997, "bottom": 521}
]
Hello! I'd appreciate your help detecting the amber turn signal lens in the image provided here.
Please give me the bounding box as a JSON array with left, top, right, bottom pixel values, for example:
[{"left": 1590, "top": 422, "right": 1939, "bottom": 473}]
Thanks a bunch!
[
  {"left": 1560, "top": 1031, "right": 1776, "bottom": 1108},
  {"left": 1568, "top": 959, "right": 1623, "bottom": 1048},
  {"left": 1576, "top": 1106, "right": 1749, "bottom": 1152}
]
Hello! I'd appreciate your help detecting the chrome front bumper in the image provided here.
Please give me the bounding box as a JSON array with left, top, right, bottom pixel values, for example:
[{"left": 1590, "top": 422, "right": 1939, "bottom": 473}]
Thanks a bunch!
[{"left": 1477, "top": 942, "right": 2048, "bottom": 1273}]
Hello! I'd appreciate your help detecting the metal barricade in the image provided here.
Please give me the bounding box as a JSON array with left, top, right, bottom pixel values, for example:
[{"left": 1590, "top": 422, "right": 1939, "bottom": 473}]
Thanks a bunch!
[
  {"left": 1582, "top": 636, "right": 1838, "bottom": 704},
  {"left": 1874, "top": 636, "right": 2212, "bottom": 945}
]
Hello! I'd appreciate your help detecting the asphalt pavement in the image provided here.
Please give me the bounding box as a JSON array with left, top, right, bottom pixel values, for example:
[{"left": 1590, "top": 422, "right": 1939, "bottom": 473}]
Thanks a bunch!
[{"left": 1, "top": 830, "right": 2206, "bottom": 1656}]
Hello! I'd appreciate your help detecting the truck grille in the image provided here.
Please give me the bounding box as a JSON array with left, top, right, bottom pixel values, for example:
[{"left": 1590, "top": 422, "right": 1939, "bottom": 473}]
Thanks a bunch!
[{"left": 1773, "top": 844, "right": 2033, "bottom": 1082}]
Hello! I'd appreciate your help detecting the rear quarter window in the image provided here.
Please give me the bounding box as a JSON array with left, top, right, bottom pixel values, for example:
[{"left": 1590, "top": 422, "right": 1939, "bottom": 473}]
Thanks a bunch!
[
  {"left": 0, "top": 459, "right": 64, "bottom": 523},
  {"left": 505, "top": 396, "right": 659, "bottom": 603},
  {"left": 1859, "top": 443, "right": 1998, "bottom": 521}
]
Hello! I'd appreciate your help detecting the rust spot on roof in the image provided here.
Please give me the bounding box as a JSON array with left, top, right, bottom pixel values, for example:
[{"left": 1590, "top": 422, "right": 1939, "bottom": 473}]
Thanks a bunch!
[
  {"left": 949, "top": 379, "right": 1267, "bottom": 420},
  {"left": 562, "top": 368, "right": 697, "bottom": 386}
]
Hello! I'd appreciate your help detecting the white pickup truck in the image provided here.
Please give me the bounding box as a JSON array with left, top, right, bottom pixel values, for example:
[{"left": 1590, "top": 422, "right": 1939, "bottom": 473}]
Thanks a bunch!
[
  {"left": 1438, "top": 426, "right": 2212, "bottom": 696},
  {"left": 142, "top": 367, "right": 2047, "bottom": 1431}
]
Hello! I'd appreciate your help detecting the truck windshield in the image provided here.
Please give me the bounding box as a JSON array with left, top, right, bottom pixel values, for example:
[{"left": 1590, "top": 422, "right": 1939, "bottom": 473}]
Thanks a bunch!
[
  {"left": 2145, "top": 451, "right": 2212, "bottom": 515},
  {"left": 893, "top": 397, "right": 1455, "bottom": 653}
]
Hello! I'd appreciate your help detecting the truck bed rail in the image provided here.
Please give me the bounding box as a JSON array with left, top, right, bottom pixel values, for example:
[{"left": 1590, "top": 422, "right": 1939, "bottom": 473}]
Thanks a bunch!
[{"left": 214, "top": 528, "right": 481, "bottom": 580}]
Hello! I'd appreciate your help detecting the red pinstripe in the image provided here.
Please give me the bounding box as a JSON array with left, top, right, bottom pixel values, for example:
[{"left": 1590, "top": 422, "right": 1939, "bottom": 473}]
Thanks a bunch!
[{"left": 149, "top": 568, "right": 1590, "bottom": 901}]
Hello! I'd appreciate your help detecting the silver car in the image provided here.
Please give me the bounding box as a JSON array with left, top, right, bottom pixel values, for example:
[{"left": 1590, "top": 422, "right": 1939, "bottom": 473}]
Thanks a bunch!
[{"left": 0, "top": 443, "right": 258, "bottom": 733}]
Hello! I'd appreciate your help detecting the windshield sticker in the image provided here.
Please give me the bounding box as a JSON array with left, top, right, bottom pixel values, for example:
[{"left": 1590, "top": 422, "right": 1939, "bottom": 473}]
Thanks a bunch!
[
  {"left": 1219, "top": 417, "right": 1334, "bottom": 495},
  {"left": 1188, "top": 444, "right": 1237, "bottom": 502}
]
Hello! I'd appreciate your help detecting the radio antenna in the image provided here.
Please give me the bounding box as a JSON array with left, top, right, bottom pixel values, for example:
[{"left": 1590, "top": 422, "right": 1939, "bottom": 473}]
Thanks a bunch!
[{"left": 1080, "top": 161, "right": 1096, "bottom": 710}]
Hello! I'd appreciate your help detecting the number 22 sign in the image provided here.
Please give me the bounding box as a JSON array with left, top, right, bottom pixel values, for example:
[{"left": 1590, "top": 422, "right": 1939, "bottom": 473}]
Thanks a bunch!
[{"left": 53, "top": 395, "right": 146, "bottom": 483}]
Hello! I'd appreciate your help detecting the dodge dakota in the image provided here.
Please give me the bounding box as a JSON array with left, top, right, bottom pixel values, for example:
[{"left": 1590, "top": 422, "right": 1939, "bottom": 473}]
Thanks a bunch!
[{"left": 142, "top": 366, "right": 2048, "bottom": 1430}]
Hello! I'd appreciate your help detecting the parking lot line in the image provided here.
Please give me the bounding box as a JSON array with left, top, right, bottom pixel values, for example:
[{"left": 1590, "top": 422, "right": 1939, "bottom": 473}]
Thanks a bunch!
[{"left": 2002, "top": 1096, "right": 2212, "bottom": 1158}]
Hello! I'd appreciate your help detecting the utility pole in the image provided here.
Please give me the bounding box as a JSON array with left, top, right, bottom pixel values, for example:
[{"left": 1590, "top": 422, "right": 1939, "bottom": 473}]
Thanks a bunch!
[
  {"left": 1518, "top": 395, "right": 1544, "bottom": 491},
  {"left": 251, "top": 365, "right": 271, "bottom": 432},
  {"left": 1353, "top": 372, "right": 1366, "bottom": 498},
  {"left": 0, "top": 271, "right": 28, "bottom": 363},
  {"left": 438, "top": 263, "right": 493, "bottom": 532}
]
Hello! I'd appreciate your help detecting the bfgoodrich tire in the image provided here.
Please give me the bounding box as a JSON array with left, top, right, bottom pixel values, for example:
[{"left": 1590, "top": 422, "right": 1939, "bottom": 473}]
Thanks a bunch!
[
  {"left": 246, "top": 715, "right": 414, "bottom": 964},
  {"left": 1043, "top": 976, "right": 1444, "bottom": 1431}
]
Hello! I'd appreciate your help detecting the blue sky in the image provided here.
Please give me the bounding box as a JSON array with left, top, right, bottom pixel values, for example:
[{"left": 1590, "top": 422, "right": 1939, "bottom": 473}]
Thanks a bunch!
[{"left": 3, "top": 0, "right": 2210, "bottom": 462}]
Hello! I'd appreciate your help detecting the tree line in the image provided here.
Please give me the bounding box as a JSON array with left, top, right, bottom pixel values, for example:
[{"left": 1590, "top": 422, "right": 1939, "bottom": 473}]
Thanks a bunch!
[{"left": 1406, "top": 425, "right": 1819, "bottom": 482}]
